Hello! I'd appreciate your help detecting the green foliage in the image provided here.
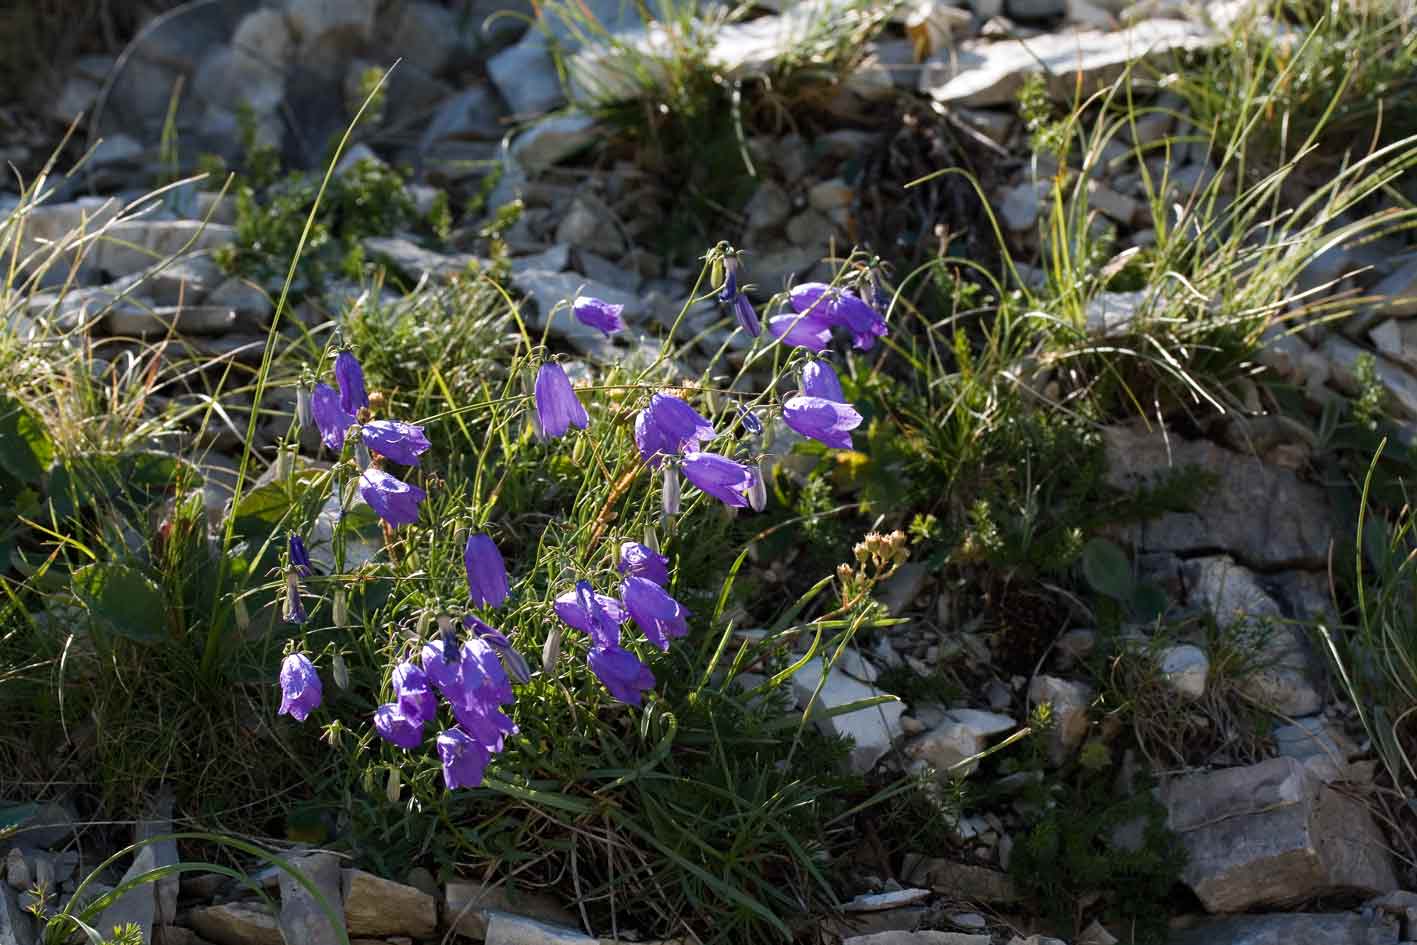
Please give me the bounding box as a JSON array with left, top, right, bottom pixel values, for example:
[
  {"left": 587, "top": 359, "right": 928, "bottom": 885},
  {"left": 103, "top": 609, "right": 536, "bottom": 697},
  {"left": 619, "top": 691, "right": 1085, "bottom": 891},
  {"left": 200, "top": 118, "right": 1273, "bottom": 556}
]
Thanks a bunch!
[
  {"left": 1008, "top": 768, "right": 1186, "bottom": 944},
  {"left": 217, "top": 158, "right": 415, "bottom": 285},
  {"left": 1018, "top": 72, "right": 1067, "bottom": 158}
]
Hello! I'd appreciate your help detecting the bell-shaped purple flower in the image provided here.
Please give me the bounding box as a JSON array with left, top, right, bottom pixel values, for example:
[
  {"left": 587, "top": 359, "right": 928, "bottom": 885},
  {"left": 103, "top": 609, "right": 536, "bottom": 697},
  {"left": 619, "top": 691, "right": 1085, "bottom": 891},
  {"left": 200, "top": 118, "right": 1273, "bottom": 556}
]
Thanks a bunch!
[
  {"left": 730, "top": 293, "right": 760, "bottom": 337},
  {"left": 362, "top": 420, "right": 431, "bottom": 466},
  {"left": 278, "top": 653, "right": 322, "bottom": 721},
  {"left": 634, "top": 394, "right": 716, "bottom": 467},
  {"left": 572, "top": 296, "right": 626, "bottom": 336},
  {"left": 680, "top": 451, "right": 754, "bottom": 508},
  {"left": 618, "top": 541, "right": 670, "bottom": 587},
  {"left": 801, "top": 360, "right": 845, "bottom": 402},
  {"left": 288, "top": 533, "right": 312, "bottom": 575},
  {"left": 554, "top": 580, "right": 627, "bottom": 649},
  {"left": 374, "top": 703, "right": 423, "bottom": 749},
  {"left": 782, "top": 395, "right": 862, "bottom": 450},
  {"left": 359, "top": 467, "right": 425, "bottom": 527},
  {"left": 790, "top": 283, "right": 887, "bottom": 350},
  {"left": 534, "top": 362, "right": 589, "bottom": 440},
  {"left": 737, "top": 406, "right": 763, "bottom": 436},
  {"left": 450, "top": 698, "right": 518, "bottom": 754},
  {"left": 437, "top": 727, "right": 491, "bottom": 789},
  {"left": 420, "top": 638, "right": 462, "bottom": 698},
  {"left": 587, "top": 646, "right": 656, "bottom": 706},
  {"left": 311, "top": 382, "right": 354, "bottom": 451},
  {"left": 768, "top": 313, "right": 833, "bottom": 352},
  {"left": 459, "top": 635, "right": 514, "bottom": 707},
  {"left": 392, "top": 660, "right": 438, "bottom": 725},
  {"left": 464, "top": 533, "right": 509, "bottom": 609},
  {"left": 283, "top": 572, "right": 307, "bottom": 625},
  {"left": 621, "top": 576, "right": 690, "bottom": 651},
  {"left": 334, "top": 351, "right": 369, "bottom": 414},
  {"left": 465, "top": 615, "right": 532, "bottom": 684}
]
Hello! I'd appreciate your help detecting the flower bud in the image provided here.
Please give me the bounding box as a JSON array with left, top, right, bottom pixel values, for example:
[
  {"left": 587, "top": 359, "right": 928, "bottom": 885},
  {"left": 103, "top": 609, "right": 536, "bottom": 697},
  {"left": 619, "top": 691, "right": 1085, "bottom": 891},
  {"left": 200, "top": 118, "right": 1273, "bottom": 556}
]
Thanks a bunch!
[
  {"left": 332, "top": 652, "right": 350, "bottom": 690},
  {"left": 333, "top": 589, "right": 348, "bottom": 627},
  {"left": 385, "top": 766, "right": 401, "bottom": 803},
  {"left": 662, "top": 466, "right": 681, "bottom": 517},
  {"left": 296, "top": 386, "right": 312, "bottom": 427},
  {"left": 746, "top": 464, "right": 767, "bottom": 512},
  {"left": 542, "top": 626, "right": 563, "bottom": 678},
  {"left": 642, "top": 526, "right": 660, "bottom": 554},
  {"left": 355, "top": 439, "right": 372, "bottom": 470},
  {"left": 234, "top": 596, "right": 251, "bottom": 631}
]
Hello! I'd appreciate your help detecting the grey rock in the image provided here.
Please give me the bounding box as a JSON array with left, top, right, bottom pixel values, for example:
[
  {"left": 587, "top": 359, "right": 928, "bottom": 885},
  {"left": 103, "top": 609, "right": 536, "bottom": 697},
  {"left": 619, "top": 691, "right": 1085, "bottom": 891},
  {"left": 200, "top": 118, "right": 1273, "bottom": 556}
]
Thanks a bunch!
[
  {"left": 1275, "top": 717, "right": 1359, "bottom": 784},
  {"left": 445, "top": 880, "right": 578, "bottom": 940},
  {"left": 1102, "top": 424, "right": 1332, "bottom": 569},
  {"left": 187, "top": 902, "right": 282, "bottom": 945},
  {"left": 3, "top": 851, "right": 28, "bottom": 891},
  {"left": 285, "top": 0, "right": 375, "bottom": 44},
  {"left": 906, "top": 859, "right": 1021, "bottom": 903},
  {"left": 744, "top": 180, "right": 792, "bottom": 231},
  {"left": 388, "top": 0, "right": 467, "bottom": 72},
  {"left": 1367, "top": 256, "right": 1417, "bottom": 317},
  {"left": 485, "top": 913, "right": 595, "bottom": 945},
  {"left": 198, "top": 452, "right": 241, "bottom": 529},
  {"left": 785, "top": 209, "right": 835, "bottom": 248},
  {"left": 52, "top": 74, "right": 102, "bottom": 124},
  {"left": 999, "top": 180, "right": 1047, "bottom": 230},
  {"left": 510, "top": 245, "right": 571, "bottom": 276},
  {"left": 808, "top": 178, "right": 854, "bottom": 213},
  {"left": 341, "top": 868, "right": 436, "bottom": 938},
  {"left": 1006, "top": 0, "right": 1066, "bottom": 18},
  {"left": 837, "top": 646, "right": 880, "bottom": 684},
  {"left": 96, "top": 845, "right": 156, "bottom": 943},
  {"left": 1028, "top": 675, "right": 1092, "bottom": 764},
  {"left": 844, "top": 889, "right": 932, "bottom": 912},
  {"left": 906, "top": 709, "right": 1015, "bottom": 777},
  {"left": 421, "top": 85, "right": 507, "bottom": 147},
  {"left": 1163, "top": 757, "right": 1398, "bottom": 912},
  {"left": 487, "top": 34, "right": 565, "bottom": 116},
  {"left": 843, "top": 933, "right": 991, "bottom": 945},
  {"left": 1158, "top": 644, "right": 1208, "bottom": 700},
  {"left": 879, "top": 562, "right": 929, "bottom": 615},
  {"left": 574, "top": 250, "right": 639, "bottom": 293},
  {"left": 1084, "top": 290, "right": 1146, "bottom": 337},
  {"left": 1181, "top": 555, "right": 1321, "bottom": 716},
  {"left": 192, "top": 46, "right": 285, "bottom": 118},
  {"left": 278, "top": 852, "right": 342, "bottom": 945},
  {"left": 1322, "top": 335, "right": 1417, "bottom": 420},
  {"left": 138, "top": 254, "right": 224, "bottom": 306},
  {"left": 362, "top": 237, "right": 484, "bottom": 284},
  {"left": 510, "top": 114, "right": 598, "bottom": 172},
  {"left": 105, "top": 305, "right": 238, "bottom": 338},
  {"left": 1169, "top": 913, "right": 1399, "bottom": 945},
  {"left": 206, "top": 277, "right": 273, "bottom": 321},
  {"left": 136, "top": 793, "right": 178, "bottom": 925},
  {"left": 11, "top": 801, "right": 78, "bottom": 850},
  {"left": 0, "top": 883, "right": 35, "bottom": 945},
  {"left": 97, "top": 221, "right": 236, "bottom": 280},
  {"left": 921, "top": 20, "right": 1216, "bottom": 106},
  {"left": 555, "top": 198, "right": 623, "bottom": 254},
  {"left": 791, "top": 659, "right": 906, "bottom": 774}
]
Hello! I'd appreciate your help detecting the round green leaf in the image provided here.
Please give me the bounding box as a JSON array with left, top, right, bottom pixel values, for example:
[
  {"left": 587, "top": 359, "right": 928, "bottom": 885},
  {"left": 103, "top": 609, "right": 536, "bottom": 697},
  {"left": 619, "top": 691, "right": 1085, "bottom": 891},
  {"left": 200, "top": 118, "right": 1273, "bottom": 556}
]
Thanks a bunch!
[
  {"left": 72, "top": 562, "right": 167, "bottom": 643},
  {"left": 1081, "top": 537, "right": 1133, "bottom": 601}
]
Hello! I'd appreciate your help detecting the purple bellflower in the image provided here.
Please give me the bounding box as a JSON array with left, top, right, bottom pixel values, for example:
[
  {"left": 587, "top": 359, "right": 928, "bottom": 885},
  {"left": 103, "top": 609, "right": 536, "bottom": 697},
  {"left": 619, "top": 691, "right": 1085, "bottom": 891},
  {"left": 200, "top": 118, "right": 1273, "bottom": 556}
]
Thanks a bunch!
[
  {"left": 737, "top": 406, "right": 763, "bottom": 436},
  {"left": 334, "top": 351, "right": 369, "bottom": 414},
  {"left": 437, "top": 727, "right": 491, "bottom": 789},
  {"left": 767, "top": 313, "right": 834, "bottom": 352},
  {"left": 800, "top": 360, "right": 846, "bottom": 402},
  {"left": 359, "top": 467, "right": 425, "bottom": 527},
  {"left": 278, "top": 653, "right": 322, "bottom": 721},
  {"left": 789, "top": 283, "right": 888, "bottom": 350},
  {"left": 283, "top": 572, "right": 307, "bottom": 625},
  {"left": 621, "top": 576, "right": 690, "bottom": 651},
  {"left": 618, "top": 541, "right": 670, "bottom": 587},
  {"left": 374, "top": 703, "right": 424, "bottom": 749},
  {"left": 362, "top": 420, "right": 431, "bottom": 466},
  {"left": 587, "top": 646, "right": 656, "bottom": 706},
  {"left": 420, "top": 638, "right": 463, "bottom": 699},
  {"left": 680, "top": 451, "right": 755, "bottom": 508},
  {"left": 782, "top": 395, "right": 863, "bottom": 450},
  {"left": 459, "top": 636, "right": 515, "bottom": 708},
  {"left": 288, "top": 533, "right": 312, "bottom": 575},
  {"left": 534, "top": 362, "right": 589, "bottom": 440},
  {"left": 718, "top": 255, "right": 761, "bottom": 337},
  {"left": 465, "top": 615, "right": 532, "bottom": 684},
  {"left": 554, "top": 580, "right": 627, "bottom": 649},
  {"left": 311, "top": 382, "right": 354, "bottom": 451},
  {"left": 572, "top": 296, "right": 626, "bottom": 336},
  {"left": 634, "top": 393, "right": 715, "bottom": 467},
  {"left": 464, "top": 533, "right": 509, "bottom": 609},
  {"left": 449, "top": 697, "right": 517, "bottom": 755},
  {"left": 392, "top": 660, "right": 438, "bottom": 725}
]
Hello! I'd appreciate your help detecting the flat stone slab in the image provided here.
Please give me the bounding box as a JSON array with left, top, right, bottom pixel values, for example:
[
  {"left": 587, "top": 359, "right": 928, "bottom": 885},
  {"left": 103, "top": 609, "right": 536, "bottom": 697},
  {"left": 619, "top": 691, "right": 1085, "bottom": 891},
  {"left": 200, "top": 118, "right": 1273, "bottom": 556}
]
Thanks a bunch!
[
  {"left": 1162, "top": 757, "right": 1398, "bottom": 912},
  {"left": 1169, "top": 912, "right": 1400, "bottom": 945},
  {"left": 921, "top": 20, "right": 1217, "bottom": 106}
]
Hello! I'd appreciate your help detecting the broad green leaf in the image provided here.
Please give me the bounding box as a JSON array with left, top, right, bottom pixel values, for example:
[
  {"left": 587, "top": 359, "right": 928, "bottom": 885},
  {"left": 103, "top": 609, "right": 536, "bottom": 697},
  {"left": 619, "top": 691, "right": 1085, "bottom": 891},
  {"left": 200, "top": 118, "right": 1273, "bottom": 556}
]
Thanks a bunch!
[
  {"left": 0, "top": 394, "right": 53, "bottom": 482},
  {"left": 71, "top": 562, "right": 168, "bottom": 643},
  {"left": 1081, "top": 537, "right": 1133, "bottom": 601},
  {"left": 47, "top": 451, "right": 196, "bottom": 519}
]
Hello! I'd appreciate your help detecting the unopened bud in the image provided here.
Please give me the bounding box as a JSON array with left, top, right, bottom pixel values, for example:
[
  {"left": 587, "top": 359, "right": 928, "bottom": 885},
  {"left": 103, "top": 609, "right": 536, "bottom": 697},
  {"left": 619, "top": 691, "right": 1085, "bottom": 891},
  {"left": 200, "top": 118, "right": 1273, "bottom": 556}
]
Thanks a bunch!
[
  {"left": 542, "top": 626, "right": 563, "bottom": 677},
  {"left": 385, "top": 766, "right": 401, "bottom": 803},
  {"left": 643, "top": 526, "right": 660, "bottom": 554},
  {"left": 662, "top": 466, "right": 681, "bottom": 516},
  {"left": 367, "top": 391, "right": 386, "bottom": 416},
  {"left": 355, "top": 439, "right": 372, "bottom": 470},
  {"left": 333, "top": 589, "right": 348, "bottom": 627},
  {"left": 746, "top": 465, "right": 767, "bottom": 512},
  {"left": 332, "top": 652, "right": 349, "bottom": 690},
  {"left": 296, "top": 387, "right": 312, "bottom": 427}
]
